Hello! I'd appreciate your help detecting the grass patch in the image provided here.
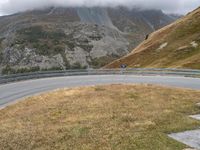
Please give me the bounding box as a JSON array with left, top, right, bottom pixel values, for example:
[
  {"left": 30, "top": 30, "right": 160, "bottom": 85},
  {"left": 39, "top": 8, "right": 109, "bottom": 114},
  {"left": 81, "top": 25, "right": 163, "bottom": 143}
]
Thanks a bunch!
[
  {"left": 0, "top": 84, "right": 200, "bottom": 150},
  {"left": 106, "top": 8, "right": 200, "bottom": 69},
  {"left": 91, "top": 56, "right": 118, "bottom": 68},
  {"left": 1, "top": 66, "right": 65, "bottom": 75},
  {"left": 2, "top": 66, "right": 40, "bottom": 75},
  {"left": 0, "top": 51, "right": 3, "bottom": 64},
  {"left": 15, "top": 26, "right": 67, "bottom": 56},
  {"left": 0, "top": 37, "right": 4, "bottom": 63}
]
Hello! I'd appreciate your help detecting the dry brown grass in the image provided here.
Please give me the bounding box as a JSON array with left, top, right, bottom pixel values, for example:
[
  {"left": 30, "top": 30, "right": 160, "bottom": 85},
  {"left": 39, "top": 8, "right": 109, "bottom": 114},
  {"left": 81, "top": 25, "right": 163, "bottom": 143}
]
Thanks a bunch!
[
  {"left": 105, "top": 7, "right": 200, "bottom": 69},
  {"left": 0, "top": 84, "right": 200, "bottom": 150}
]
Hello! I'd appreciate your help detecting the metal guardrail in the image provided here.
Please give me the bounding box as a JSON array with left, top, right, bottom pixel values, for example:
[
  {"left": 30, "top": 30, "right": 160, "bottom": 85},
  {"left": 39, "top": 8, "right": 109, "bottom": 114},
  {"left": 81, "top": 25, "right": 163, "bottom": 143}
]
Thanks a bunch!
[{"left": 0, "top": 68, "right": 200, "bottom": 84}]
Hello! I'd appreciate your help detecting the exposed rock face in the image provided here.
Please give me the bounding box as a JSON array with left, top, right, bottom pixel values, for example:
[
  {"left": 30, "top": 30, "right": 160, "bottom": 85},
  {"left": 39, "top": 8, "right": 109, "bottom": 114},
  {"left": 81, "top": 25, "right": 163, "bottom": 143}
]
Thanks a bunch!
[
  {"left": 0, "top": 7, "right": 175, "bottom": 74},
  {"left": 77, "top": 7, "right": 116, "bottom": 29}
]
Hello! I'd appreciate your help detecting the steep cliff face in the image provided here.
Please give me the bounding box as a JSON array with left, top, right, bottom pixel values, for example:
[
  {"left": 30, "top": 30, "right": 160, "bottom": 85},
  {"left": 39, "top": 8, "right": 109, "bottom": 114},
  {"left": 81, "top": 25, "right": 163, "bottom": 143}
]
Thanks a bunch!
[
  {"left": 107, "top": 7, "right": 176, "bottom": 49},
  {"left": 138, "top": 9, "right": 175, "bottom": 30},
  {"left": 77, "top": 7, "right": 116, "bottom": 29},
  {"left": 0, "top": 7, "right": 176, "bottom": 74}
]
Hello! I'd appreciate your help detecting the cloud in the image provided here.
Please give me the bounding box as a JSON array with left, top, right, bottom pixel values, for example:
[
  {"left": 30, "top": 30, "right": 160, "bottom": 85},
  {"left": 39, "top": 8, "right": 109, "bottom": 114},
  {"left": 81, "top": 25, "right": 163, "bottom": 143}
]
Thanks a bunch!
[{"left": 0, "top": 0, "right": 199, "bottom": 15}]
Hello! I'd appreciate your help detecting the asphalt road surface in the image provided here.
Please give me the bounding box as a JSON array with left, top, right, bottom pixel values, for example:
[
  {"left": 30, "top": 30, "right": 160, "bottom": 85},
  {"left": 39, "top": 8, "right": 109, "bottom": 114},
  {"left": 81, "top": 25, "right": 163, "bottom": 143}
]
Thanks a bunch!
[{"left": 0, "top": 75, "right": 200, "bottom": 108}]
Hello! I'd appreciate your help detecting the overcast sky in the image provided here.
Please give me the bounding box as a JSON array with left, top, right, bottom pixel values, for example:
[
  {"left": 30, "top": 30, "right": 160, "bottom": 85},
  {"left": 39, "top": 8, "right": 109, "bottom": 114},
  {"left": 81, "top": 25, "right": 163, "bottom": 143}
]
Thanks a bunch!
[{"left": 0, "top": 0, "right": 200, "bottom": 16}]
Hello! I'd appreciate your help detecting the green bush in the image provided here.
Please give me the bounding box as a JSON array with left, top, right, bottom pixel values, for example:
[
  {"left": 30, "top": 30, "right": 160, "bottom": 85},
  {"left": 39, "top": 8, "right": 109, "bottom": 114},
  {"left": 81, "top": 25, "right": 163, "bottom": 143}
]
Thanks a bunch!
[
  {"left": 89, "top": 35, "right": 102, "bottom": 41},
  {"left": 57, "top": 52, "right": 70, "bottom": 69},
  {"left": 0, "top": 37, "right": 5, "bottom": 44},
  {"left": 78, "top": 44, "right": 93, "bottom": 52},
  {"left": 17, "top": 26, "right": 66, "bottom": 42},
  {"left": 54, "top": 46, "right": 64, "bottom": 54},
  {"left": 16, "top": 66, "right": 40, "bottom": 74},
  {"left": 34, "top": 43, "right": 54, "bottom": 56},
  {"left": 15, "top": 26, "right": 68, "bottom": 56},
  {"left": 2, "top": 66, "right": 15, "bottom": 75},
  {"left": 65, "top": 41, "right": 75, "bottom": 50},
  {"left": 71, "top": 62, "right": 87, "bottom": 69},
  {"left": 2, "top": 66, "right": 40, "bottom": 75},
  {"left": 0, "top": 50, "right": 3, "bottom": 63},
  {"left": 91, "top": 56, "right": 116, "bottom": 68},
  {"left": 41, "top": 67, "right": 63, "bottom": 71},
  {"left": 48, "top": 31, "right": 66, "bottom": 40}
]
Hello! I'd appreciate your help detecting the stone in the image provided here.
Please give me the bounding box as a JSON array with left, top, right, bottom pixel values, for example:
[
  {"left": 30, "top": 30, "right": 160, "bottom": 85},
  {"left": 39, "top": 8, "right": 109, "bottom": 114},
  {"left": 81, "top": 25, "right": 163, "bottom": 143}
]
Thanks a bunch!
[
  {"left": 190, "top": 114, "right": 200, "bottom": 121},
  {"left": 169, "top": 130, "right": 200, "bottom": 150}
]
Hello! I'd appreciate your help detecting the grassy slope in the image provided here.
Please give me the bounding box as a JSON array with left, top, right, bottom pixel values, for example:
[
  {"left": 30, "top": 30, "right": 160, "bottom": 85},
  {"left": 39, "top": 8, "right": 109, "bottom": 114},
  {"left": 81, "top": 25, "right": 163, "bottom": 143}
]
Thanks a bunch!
[
  {"left": 0, "top": 84, "right": 200, "bottom": 150},
  {"left": 105, "top": 7, "right": 200, "bottom": 69}
]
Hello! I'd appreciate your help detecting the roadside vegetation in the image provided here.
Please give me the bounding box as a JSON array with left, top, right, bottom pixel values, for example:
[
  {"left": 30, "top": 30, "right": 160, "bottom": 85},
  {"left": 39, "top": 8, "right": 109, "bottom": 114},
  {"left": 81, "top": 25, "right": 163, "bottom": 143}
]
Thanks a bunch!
[
  {"left": 0, "top": 84, "right": 200, "bottom": 150},
  {"left": 0, "top": 38, "right": 4, "bottom": 64},
  {"left": 2, "top": 66, "right": 41, "bottom": 75},
  {"left": 16, "top": 26, "right": 67, "bottom": 56},
  {"left": 1, "top": 64, "right": 87, "bottom": 75},
  {"left": 15, "top": 26, "right": 94, "bottom": 57},
  {"left": 91, "top": 56, "right": 118, "bottom": 69}
]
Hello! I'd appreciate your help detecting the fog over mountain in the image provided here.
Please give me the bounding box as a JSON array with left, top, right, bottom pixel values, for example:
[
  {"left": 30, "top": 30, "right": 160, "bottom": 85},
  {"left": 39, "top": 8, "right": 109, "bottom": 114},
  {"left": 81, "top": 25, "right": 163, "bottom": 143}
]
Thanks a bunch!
[
  {"left": 0, "top": 5, "right": 177, "bottom": 73},
  {"left": 0, "top": 0, "right": 200, "bottom": 16},
  {"left": 0, "top": 0, "right": 199, "bottom": 73}
]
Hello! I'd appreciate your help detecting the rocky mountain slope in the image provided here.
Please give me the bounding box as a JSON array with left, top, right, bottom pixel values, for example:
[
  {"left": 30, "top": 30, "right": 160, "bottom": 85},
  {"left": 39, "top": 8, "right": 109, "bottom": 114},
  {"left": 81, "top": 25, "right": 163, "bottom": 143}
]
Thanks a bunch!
[
  {"left": 106, "top": 7, "right": 200, "bottom": 69},
  {"left": 0, "top": 7, "right": 176, "bottom": 74}
]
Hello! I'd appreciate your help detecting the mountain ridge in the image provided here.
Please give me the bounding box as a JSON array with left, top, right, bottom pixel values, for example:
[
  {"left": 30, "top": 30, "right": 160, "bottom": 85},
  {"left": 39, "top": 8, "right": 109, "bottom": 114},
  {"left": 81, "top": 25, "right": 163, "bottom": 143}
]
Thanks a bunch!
[
  {"left": 105, "top": 7, "right": 200, "bottom": 69},
  {"left": 0, "top": 6, "right": 176, "bottom": 74}
]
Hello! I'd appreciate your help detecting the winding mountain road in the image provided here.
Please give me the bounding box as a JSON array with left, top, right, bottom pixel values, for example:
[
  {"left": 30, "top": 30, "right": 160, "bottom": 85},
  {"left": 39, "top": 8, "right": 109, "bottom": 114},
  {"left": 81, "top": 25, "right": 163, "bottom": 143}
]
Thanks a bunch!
[
  {"left": 0, "top": 75, "right": 200, "bottom": 108},
  {"left": 1, "top": 74, "right": 200, "bottom": 149}
]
